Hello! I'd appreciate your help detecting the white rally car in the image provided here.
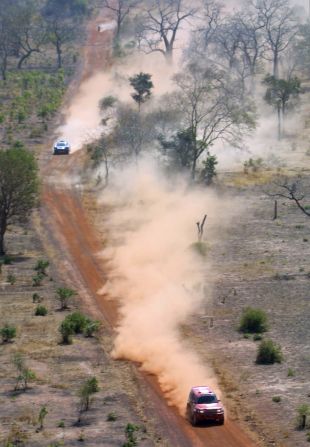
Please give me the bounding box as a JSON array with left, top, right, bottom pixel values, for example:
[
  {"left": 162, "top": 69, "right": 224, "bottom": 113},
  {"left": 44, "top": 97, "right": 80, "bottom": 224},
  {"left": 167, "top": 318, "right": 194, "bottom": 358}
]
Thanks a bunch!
[{"left": 53, "top": 140, "right": 71, "bottom": 155}]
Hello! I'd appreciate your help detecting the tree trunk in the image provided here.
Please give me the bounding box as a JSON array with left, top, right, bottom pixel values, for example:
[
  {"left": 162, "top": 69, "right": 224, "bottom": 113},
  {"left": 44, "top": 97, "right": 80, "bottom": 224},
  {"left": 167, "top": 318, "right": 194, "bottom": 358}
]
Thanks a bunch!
[
  {"left": 277, "top": 104, "right": 282, "bottom": 140},
  {"left": 17, "top": 49, "right": 39, "bottom": 69},
  {"left": 273, "top": 51, "right": 279, "bottom": 79},
  {"left": 273, "top": 200, "right": 278, "bottom": 220},
  {"left": 0, "top": 228, "right": 5, "bottom": 256},
  {"left": 56, "top": 40, "right": 62, "bottom": 69}
]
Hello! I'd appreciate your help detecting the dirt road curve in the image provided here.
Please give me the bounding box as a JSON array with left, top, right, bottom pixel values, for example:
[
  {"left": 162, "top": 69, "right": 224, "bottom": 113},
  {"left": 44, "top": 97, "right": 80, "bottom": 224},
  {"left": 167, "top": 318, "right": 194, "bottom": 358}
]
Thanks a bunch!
[{"left": 39, "top": 10, "right": 260, "bottom": 447}]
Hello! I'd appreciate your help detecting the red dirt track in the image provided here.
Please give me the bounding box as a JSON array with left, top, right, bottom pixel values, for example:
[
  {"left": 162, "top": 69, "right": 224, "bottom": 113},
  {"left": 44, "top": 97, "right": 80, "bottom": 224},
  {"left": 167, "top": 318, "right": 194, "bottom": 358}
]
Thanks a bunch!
[{"left": 39, "top": 9, "right": 261, "bottom": 447}]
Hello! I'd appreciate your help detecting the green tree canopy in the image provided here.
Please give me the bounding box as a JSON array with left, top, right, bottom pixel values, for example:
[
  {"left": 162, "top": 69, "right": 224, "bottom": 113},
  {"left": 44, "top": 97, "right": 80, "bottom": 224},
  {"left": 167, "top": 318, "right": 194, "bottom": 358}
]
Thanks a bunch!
[
  {"left": 129, "top": 72, "right": 154, "bottom": 110},
  {"left": 0, "top": 148, "right": 39, "bottom": 255}
]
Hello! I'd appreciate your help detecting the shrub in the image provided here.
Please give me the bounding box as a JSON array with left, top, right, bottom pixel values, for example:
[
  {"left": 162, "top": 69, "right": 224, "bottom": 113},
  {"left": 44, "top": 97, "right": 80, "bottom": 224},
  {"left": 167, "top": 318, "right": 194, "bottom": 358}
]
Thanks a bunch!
[
  {"left": 239, "top": 307, "right": 268, "bottom": 334},
  {"left": 256, "top": 339, "right": 283, "bottom": 364},
  {"left": 272, "top": 396, "right": 281, "bottom": 403},
  {"left": 7, "top": 274, "right": 16, "bottom": 285},
  {"left": 296, "top": 404, "right": 310, "bottom": 430},
  {"left": 78, "top": 377, "right": 99, "bottom": 412},
  {"left": 84, "top": 320, "right": 100, "bottom": 337},
  {"left": 288, "top": 368, "right": 295, "bottom": 377},
  {"left": 1, "top": 324, "right": 16, "bottom": 342},
  {"left": 35, "top": 305, "right": 48, "bottom": 316},
  {"left": 253, "top": 334, "right": 263, "bottom": 341},
  {"left": 66, "top": 312, "right": 88, "bottom": 334},
  {"left": 32, "top": 273, "right": 44, "bottom": 287},
  {"left": 13, "top": 353, "right": 36, "bottom": 391},
  {"left": 123, "top": 423, "right": 139, "bottom": 447},
  {"left": 3, "top": 254, "right": 12, "bottom": 264},
  {"left": 57, "top": 420, "right": 65, "bottom": 428},
  {"left": 56, "top": 287, "right": 76, "bottom": 310},
  {"left": 32, "top": 293, "right": 43, "bottom": 303},
  {"left": 99, "top": 95, "right": 117, "bottom": 110},
  {"left": 107, "top": 412, "right": 117, "bottom": 421},
  {"left": 59, "top": 319, "right": 75, "bottom": 344},
  {"left": 34, "top": 260, "right": 49, "bottom": 276}
]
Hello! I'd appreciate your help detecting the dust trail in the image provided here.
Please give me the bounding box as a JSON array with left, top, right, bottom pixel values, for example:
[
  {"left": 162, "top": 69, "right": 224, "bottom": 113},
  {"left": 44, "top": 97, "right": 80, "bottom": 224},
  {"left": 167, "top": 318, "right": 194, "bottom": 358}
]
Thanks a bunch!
[
  {"left": 97, "top": 158, "right": 238, "bottom": 413},
  {"left": 55, "top": 50, "right": 177, "bottom": 153}
]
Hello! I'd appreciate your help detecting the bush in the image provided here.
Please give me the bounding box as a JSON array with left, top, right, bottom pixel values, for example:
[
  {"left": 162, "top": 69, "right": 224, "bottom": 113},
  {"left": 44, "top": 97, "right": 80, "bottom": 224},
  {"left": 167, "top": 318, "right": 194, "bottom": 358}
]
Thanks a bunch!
[
  {"left": 239, "top": 307, "right": 268, "bottom": 334},
  {"left": 34, "top": 260, "right": 49, "bottom": 276},
  {"left": 66, "top": 312, "right": 88, "bottom": 334},
  {"left": 1, "top": 324, "right": 16, "bottom": 342},
  {"left": 7, "top": 274, "right": 16, "bottom": 285},
  {"left": 32, "top": 293, "right": 43, "bottom": 303},
  {"left": 35, "top": 305, "right": 48, "bottom": 316},
  {"left": 253, "top": 334, "right": 263, "bottom": 341},
  {"left": 296, "top": 404, "right": 310, "bottom": 430},
  {"left": 78, "top": 377, "right": 99, "bottom": 412},
  {"left": 59, "top": 319, "right": 75, "bottom": 344},
  {"left": 288, "top": 368, "right": 295, "bottom": 377},
  {"left": 107, "top": 412, "right": 117, "bottom": 421},
  {"left": 272, "top": 396, "right": 281, "bottom": 403},
  {"left": 56, "top": 287, "right": 76, "bottom": 310},
  {"left": 84, "top": 320, "right": 100, "bottom": 337},
  {"left": 256, "top": 339, "right": 283, "bottom": 364},
  {"left": 32, "top": 273, "right": 44, "bottom": 287},
  {"left": 3, "top": 254, "right": 12, "bottom": 264},
  {"left": 99, "top": 95, "right": 117, "bottom": 111}
]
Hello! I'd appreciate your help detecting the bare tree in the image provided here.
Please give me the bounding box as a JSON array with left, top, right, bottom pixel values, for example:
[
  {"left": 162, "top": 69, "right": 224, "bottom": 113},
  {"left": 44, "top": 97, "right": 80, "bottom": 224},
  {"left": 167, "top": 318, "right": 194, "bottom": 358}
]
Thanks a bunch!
[
  {"left": 103, "top": 0, "right": 140, "bottom": 39},
  {"left": 233, "top": 11, "right": 265, "bottom": 81},
  {"left": 12, "top": 1, "right": 47, "bottom": 69},
  {"left": 137, "top": 0, "right": 196, "bottom": 61},
  {"left": 252, "top": 0, "right": 298, "bottom": 78},
  {"left": 167, "top": 62, "right": 255, "bottom": 179},
  {"left": 268, "top": 178, "right": 310, "bottom": 217}
]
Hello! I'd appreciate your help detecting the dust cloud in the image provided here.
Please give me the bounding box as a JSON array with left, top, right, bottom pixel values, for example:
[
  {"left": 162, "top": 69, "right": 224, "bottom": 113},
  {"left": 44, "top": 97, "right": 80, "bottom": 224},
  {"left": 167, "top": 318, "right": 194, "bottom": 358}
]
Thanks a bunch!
[
  {"left": 97, "top": 158, "right": 238, "bottom": 412},
  {"left": 56, "top": 50, "right": 177, "bottom": 152}
]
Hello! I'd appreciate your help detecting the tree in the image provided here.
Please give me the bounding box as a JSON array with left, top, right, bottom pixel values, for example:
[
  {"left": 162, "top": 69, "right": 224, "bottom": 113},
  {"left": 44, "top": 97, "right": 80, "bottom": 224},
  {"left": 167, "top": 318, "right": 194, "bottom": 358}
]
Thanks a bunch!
[
  {"left": 201, "top": 153, "right": 218, "bottom": 185},
  {"left": 13, "top": 352, "right": 36, "bottom": 391},
  {"left": 0, "top": 8, "right": 13, "bottom": 81},
  {"left": 129, "top": 72, "right": 153, "bottom": 111},
  {"left": 43, "top": 0, "right": 87, "bottom": 68},
  {"left": 56, "top": 287, "right": 77, "bottom": 310},
  {"left": 9, "top": 0, "right": 47, "bottom": 69},
  {"left": 268, "top": 177, "right": 310, "bottom": 217},
  {"left": 168, "top": 62, "right": 255, "bottom": 179},
  {"left": 0, "top": 148, "right": 39, "bottom": 256},
  {"left": 252, "top": 0, "right": 298, "bottom": 78},
  {"left": 111, "top": 105, "right": 155, "bottom": 161},
  {"left": 263, "top": 75, "right": 301, "bottom": 139},
  {"left": 103, "top": 0, "right": 140, "bottom": 40},
  {"left": 137, "top": 0, "right": 196, "bottom": 61},
  {"left": 78, "top": 377, "right": 99, "bottom": 412}
]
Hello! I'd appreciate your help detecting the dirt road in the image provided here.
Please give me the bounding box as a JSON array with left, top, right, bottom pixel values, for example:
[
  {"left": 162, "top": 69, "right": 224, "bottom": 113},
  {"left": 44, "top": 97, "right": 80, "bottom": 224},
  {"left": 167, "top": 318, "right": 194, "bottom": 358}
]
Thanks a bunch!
[{"left": 39, "top": 10, "right": 260, "bottom": 447}]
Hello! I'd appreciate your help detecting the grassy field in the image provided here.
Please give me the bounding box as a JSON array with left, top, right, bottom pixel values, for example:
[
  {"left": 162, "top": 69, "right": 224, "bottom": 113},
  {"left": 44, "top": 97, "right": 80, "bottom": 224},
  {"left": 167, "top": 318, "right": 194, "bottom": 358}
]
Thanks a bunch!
[
  {"left": 186, "top": 169, "right": 310, "bottom": 447},
  {"left": 0, "top": 223, "right": 164, "bottom": 447}
]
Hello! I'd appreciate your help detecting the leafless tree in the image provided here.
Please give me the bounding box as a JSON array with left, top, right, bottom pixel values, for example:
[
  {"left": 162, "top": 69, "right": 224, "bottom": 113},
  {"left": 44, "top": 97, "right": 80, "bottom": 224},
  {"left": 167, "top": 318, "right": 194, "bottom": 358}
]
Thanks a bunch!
[
  {"left": 268, "top": 178, "right": 310, "bottom": 217},
  {"left": 103, "top": 0, "right": 140, "bottom": 39},
  {"left": 168, "top": 62, "right": 255, "bottom": 179},
  {"left": 233, "top": 11, "right": 265, "bottom": 81},
  {"left": 136, "top": 0, "right": 196, "bottom": 61},
  {"left": 198, "top": 0, "right": 223, "bottom": 51},
  {"left": 251, "top": 0, "right": 298, "bottom": 78},
  {"left": 12, "top": 2, "right": 47, "bottom": 69}
]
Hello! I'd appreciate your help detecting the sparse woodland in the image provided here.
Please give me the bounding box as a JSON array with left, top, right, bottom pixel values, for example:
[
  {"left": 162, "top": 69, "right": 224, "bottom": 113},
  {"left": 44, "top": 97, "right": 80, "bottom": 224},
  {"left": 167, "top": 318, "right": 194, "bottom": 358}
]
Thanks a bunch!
[{"left": 1, "top": 0, "right": 310, "bottom": 446}]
